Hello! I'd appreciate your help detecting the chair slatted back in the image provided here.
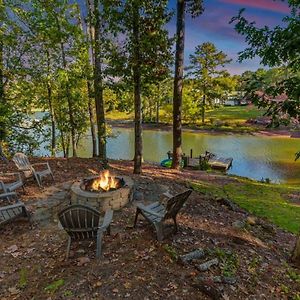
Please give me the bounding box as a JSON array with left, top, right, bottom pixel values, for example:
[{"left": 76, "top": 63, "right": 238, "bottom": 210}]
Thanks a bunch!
[
  {"left": 12, "top": 153, "right": 31, "bottom": 171},
  {"left": 58, "top": 204, "right": 101, "bottom": 240},
  {"left": 164, "top": 190, "right": 192, "bottom": 220},
  {"left": 0, "top": 203, "right": 26, "bottom": 226}
]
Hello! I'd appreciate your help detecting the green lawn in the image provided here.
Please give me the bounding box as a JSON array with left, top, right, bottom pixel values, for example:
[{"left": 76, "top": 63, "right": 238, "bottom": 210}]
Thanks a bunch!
[
  {"left": 205, "top": 105, "right": 265, "bottom": 124},
  {"left": 106, "top": 110, "right": 133, "bottom": 120},
  {"left": 191, "top": 178, "right": 300, "bottom": 234}
]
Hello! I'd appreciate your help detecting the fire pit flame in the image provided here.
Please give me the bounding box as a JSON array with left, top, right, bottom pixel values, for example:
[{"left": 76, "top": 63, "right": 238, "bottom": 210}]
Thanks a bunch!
[
  {"left": 91, "top": 170, "right": 118, "bottom": 192},
  {"left": 82, "top": 170, "right": 125, "bottom": 192}
]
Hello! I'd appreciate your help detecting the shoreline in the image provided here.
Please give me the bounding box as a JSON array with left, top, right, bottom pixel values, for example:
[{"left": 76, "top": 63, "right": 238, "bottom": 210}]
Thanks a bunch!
[{"left": 108, "top": 119, "right": 295, "bottom": 138}]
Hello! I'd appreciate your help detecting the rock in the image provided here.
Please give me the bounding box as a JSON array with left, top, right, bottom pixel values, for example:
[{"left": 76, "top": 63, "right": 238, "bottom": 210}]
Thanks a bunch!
[
  {"left": 260, "top": 223, "right": 275, "bottom": 234},
  {"left": 77, "top": 257, "right": 90, "bottom": 266},
  {"left": 232, "top": 220, "right": 245, "bottom": 229},
  {"left": 193, "top": 277, "right": 224, "bottom": 299},
  {"left": 6, "top": 245, "right": 18, "bottom": 253},
  {"left": 246, "top": 216, "right": 257, "bottom": 226},
  {"left": 222, "top": 276, "right": 237, "bottom": 285},
  {"left": 196, "top": 258, "right": 219, "bottom": 271},
  {"left": 133, "top": 191, "right": 144, "bottom": 201},
  {"left": 179, "top": 249, "right": 206, "bottom": 264}
]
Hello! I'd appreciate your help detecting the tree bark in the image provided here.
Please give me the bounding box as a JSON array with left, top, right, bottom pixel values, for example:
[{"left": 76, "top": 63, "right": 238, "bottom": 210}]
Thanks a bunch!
[
  {"left": 87, "top": 82, "right": 97, "bottom": 157},
  {"left": 81, "top": 2, "right": 97, "bottom": 157},
  {"left": 93, "top": 0, "right": 107, "bottom": 163},
  {"left": 201, "top": 94, "right": 206, "bottom": 124},
  {"left": 47, "top": 82, "right": 56, "bottom": 156},
  {"left": 291, "top": 234, "right": 300, "bottom": 266},
  {"left": 46, "top": 50, "right": 56, "bottom": 157},
  {"left": 172, "top": 0, "right": 185, "bottom": 169},
  {"left": 132, "top": 3, "right": 142, "bottom": 174},
  {"left": 0, "top": 36, "right": 8, "bottom": 163}
]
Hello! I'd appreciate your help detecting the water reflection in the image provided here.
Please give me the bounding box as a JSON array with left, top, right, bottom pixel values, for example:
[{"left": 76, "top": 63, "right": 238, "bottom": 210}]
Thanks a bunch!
[{"left": 74, "top": 127, "right": 300, "bottom": 184}]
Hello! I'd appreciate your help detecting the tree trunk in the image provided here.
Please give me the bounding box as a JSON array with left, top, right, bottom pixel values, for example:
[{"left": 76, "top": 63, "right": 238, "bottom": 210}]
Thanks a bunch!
[
  {"left": 87, "top": 81, "right": 97, "bottom": 157},
  {"left": 291, "top": 234, "right": 300, "bottom": 266},
  {"left": 156, "top": 100, "right": 159, "bottom": 124},
  {"left": 93, "top": 0, "right": 107, "bottom": 163},
  {"left": 172, "top": 0, "right": 185, "bottom": 169},
  {"left": 201, "top": 94, "right": 206, "bottom": 124},
  {"left": 47, "top": 82, "right": 56, "bottom": 156},
  {"left": 81, "top": 2, "right": 97, "bottom": 157},
  {"left": 132, "top": 3, "right": 142, "bottom": 174},
  {"left": 46, "top": 50, "right": 56, "bottom": 157}
]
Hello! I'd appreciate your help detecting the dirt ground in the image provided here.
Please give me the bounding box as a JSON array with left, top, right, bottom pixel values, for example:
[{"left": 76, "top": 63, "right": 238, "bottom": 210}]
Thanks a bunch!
[{"left": 0, "top": 158, "right": 300, "bottom": 299}]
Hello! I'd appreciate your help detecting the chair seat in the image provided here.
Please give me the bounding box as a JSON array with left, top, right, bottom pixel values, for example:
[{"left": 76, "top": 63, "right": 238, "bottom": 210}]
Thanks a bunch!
[{"left": 36, "top": 169, "right": 51, "bottom": 177}]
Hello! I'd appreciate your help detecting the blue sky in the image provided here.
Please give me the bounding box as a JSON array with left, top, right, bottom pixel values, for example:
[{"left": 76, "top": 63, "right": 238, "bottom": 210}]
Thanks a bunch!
[{"left": 167, "top": 0, "right": 290, "bottom": 74}]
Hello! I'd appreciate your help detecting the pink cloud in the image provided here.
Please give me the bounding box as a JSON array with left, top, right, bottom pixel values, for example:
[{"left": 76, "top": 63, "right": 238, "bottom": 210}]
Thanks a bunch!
[{"left": 219, "top": 0, "right": 290, "bottom": 13}]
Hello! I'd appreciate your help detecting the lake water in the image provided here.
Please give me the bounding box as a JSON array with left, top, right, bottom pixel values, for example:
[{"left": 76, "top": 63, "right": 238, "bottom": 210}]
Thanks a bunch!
[{"left": 73, "top": 127, "right": 299, "bottom": 184}]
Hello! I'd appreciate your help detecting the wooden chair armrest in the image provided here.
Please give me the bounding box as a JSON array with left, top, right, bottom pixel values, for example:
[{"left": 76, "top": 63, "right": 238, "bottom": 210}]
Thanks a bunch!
[
  {"left": 162, "top": 191, "right": 173, "bottom": 199},
  {"left": 31, "top": 162, "right": 50, "bottom": 168},
  {"left": 0, "top": 192, "right": 18, "bottom": 199},
  {"left": 99, "top": 209, "right": 113, "bottom": 231},
  {"left": 136, "top": 203, "right": 164, "bottom": 218}
]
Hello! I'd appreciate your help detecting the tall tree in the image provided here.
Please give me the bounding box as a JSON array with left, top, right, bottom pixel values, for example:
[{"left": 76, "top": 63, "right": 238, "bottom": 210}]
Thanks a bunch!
[
  {"left": 172, "top": 0, "right": 204, "bottom": 169},
  {"left": 188, "top": 42, "right": 231, "bottom": 123},
  {"left": 92, "top": 0, "right": 107, "bottom": 162},
  {"left": 108, "top": 0, "right": 172, "bottom": 174}
]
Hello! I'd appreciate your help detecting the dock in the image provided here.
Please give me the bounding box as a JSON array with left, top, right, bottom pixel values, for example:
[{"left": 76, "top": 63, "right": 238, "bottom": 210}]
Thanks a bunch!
[
  {"left": 207, "top": 156, "right": 233, "bottom": 170},
  {"left": 185, "top": 154, "right": 233, "bottom": 171}
]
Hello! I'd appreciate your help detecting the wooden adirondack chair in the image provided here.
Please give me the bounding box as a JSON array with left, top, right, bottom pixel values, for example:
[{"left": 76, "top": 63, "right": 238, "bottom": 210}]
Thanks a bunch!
[
  {"left": 12, "top": 153, "right": 54, "bottom": 187},
  {"left": 134, "top": 189, "right": 192, "bottom": 241},
  {"left": 58, "top": 204, "right": 113, "bottom": 259},
  {"left": 0, "top": 172, "right": 24, "bottom": 193},
  {"left": 0, "top": 192, "right": 31, "bottom": 227}
]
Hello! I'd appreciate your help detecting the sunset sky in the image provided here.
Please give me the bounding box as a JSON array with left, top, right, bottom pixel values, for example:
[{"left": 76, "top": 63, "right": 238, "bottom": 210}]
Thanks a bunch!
[{"left": 167, "top": 0, "right": 290, "bottom": 74}]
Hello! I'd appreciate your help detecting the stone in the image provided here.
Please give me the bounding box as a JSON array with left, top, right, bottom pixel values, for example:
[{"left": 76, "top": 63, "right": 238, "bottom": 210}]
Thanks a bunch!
[
  {"left": 232, "top": 220, "right": 246, "bottom": 229},
  {"left": 196, "top": 258, "right": 219, "bottom": 271},
  {"left": 246, "top": 216, "right": 257, "bottom": 226}
]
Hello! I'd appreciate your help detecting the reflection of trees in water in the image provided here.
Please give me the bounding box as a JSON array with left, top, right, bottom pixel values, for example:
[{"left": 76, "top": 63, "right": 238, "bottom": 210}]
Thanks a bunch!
[{"left": 38, "top": 126, "right": 300, "bottom": 184}]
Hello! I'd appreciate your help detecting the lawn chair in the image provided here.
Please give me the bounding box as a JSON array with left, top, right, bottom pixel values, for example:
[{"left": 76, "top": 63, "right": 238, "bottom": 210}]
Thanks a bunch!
[
  {"left": 0, "top": 172, "right": 24, "bottom": 193},
  {"left": 58, "top": 204, "right": 113, "bottom": 259},
  {"left": 134, "top": 189, "right": 192, "bottom": 241},
  {"left": 0, "top": 192, "right": 31, "bottom": 227},
  {"left": 12, "top": 152, "right": 54, "bottom": 187}
]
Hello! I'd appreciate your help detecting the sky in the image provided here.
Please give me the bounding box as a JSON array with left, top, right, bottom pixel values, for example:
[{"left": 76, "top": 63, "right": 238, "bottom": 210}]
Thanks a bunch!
[{"left": 167, "top": 0, "right": 290, "bottom": 75}]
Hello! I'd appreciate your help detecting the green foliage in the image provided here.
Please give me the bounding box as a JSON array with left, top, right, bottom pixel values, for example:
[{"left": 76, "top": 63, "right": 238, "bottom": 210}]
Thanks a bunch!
[
  {"left": 187, "top": 42, "right": 233, "bottom": 122},
  {"left": 163, "top": 244, "right": 178, "bottom": 261},
  {"left": 44, "top": 279, "right": 65, "bottom": 294},
  {"left": 19, "top": 268, "right": 27, "bottom": 289},
  {"left": 231, "top": 2, "right": 300, "bottom": 135}
]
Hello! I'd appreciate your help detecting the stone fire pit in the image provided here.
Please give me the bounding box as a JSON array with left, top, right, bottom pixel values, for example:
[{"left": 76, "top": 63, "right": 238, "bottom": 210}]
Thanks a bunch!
[{"left": 70, "top": 175, "right": 134, "bottom": 211}]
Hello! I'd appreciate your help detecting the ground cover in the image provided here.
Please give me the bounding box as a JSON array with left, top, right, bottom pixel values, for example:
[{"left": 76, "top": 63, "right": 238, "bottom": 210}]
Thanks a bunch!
[{"left": 0, "top": 158, "right": 300, "bottom": 299}]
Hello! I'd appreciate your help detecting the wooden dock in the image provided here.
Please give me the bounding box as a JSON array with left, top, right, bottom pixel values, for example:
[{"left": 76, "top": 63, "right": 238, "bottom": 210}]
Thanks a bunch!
[
  {"left": 208, "top": 156, "right": 233, "bottom": 170},
  {"left": 185, "top": 155, "right": 233, "bottom": 171}
]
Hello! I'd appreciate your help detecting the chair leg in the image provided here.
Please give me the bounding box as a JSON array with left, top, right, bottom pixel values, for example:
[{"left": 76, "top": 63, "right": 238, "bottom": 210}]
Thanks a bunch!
[
  {"left": 154, "top": 223, "right": 164, "bottom": 241},
  {"left": 33, "top": 173, "right": 41, "bottom": 187},
  {"left": 173, "top": 217, "right": 178, "bottom": 233},
  {"left": 133, "top": 208, "right": 140, "bottom": 228},
  {"left": 66, "top": 237, "right": 71, "bottom": 259},
  {"left": 50, "top": 172, "right": 55, "bottom": 182},
  {"left": 96, "top": 230, "right": 103, "bottom": 259}
]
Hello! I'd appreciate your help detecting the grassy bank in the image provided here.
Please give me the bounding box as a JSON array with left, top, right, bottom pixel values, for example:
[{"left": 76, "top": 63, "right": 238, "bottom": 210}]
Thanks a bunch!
[{"left": 191, "top": 177, "right": 300, "bottom": 234}]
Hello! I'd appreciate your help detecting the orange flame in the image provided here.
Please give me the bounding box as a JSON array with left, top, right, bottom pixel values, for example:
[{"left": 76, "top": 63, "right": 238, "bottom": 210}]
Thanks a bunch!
[{"left": 91, "top": 170, "right": 118, "bottom": 191}]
